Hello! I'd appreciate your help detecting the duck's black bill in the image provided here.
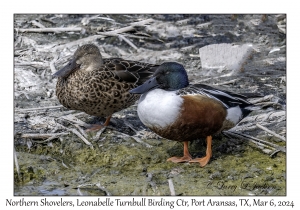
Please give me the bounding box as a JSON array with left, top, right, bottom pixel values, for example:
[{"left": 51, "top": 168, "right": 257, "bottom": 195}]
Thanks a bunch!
[
  {"left": 52, "top": 58, "right": 78, "bottom": 78},
  {"left": 130, "top": 77, "right": 159, "bottom": 94}
]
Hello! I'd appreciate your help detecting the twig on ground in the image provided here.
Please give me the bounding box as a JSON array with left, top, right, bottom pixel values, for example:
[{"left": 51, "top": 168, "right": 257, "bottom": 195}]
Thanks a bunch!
[
  {"left": 270, "top": 150, "right": 281, "bottom": 158},
  {"left": 255, "top": 101, "right": 282, "bottom": 108},
  {"left": 214, "top": 79, "right": 239, "bottom": 86},
  {"left": 195, "top": 77, "right": 213, "bottom": 83},
  {"left": 58, "top": 110, "right": 77, "bottom": 116},
  {"left": 73, "top": 124, "right": 88, "bottom": 139},
  {"left": 123, "top": 120, "right": 139, "bottom": 133},
  {"left": 69, "top": 128, "right": 93, "bottom": 147},
  {"left": 96, "top": 32, "right": 138, "bottom": 50},
  {"left": 223, "top": 131, "right": 274, "bottom": 153},
  {"left": 249, "top": 95, "right": 274, "bottom": 104},
  {"left": 118, "top": 34, "right": 138, "bottom": 50},
  {"left": 31, "top": 133, "right": 69, "bottom": 143},
  {"left": 98, "top": 137, "right": 107, "bottom": 142},
  {"left": 112, "top": 33, "right": 164, "bottom": 43},
  {"left": 16, "top": 105, "right": 64, "bottom": 112},
  {"left": 194, "top": 74, "right": 231, "bottom": 84},
  {"left": 15, "top": 27, "right": 83, "bottom": 33},
  {"left": 256, "top": 123, "right": 286, "bottom": 141},
  {"left": 113, "top": 130, "right": 152, "bottom": 148},
  {"left": 40, "top": 17, "right": 56, "bottom": 24},
  {"left": 76, "top": 182, "right": 112, "bottom": 196},
  {"left": 15, "top": 61, "right": 48, "bottom": 68},
  {"left": 30, "top": 20, "right": 46, "bottom": 28},
  {"left": 50, "top": 53, "right": 59, "bottom": 74},
  {"left": 61, "top": 161, "right": 69, "bottom": 169},
  {"left": 81, "top": 15, "right": 116, "bottom": 25},
  {"left": 112, "top": 18, "right": 154, "bottom": 34},
  {"left": 41, "top": 69, "right": 46, "bottom": 79},
  {"left": 94, "top": 127, "right": 107, "bottom": 140},
  {"left": 132, "top": 136, "right": 152, "bottom": 147},
  {"left": 61, "top": 114, "right": 91, "bottom": 128},
  {"left": 236, "top": 111, "right": 285, "bottom": 125},
  {"left": 14, "top": 146, "right": 20, "bottom": 178},
  {"left": 146, "top": 173, "right": 159, "bottom": 195},
  {"left": 49, "top": 18, "right": 154, "bottom": 52},
  {"left": 16, "top": 91, "right": 31, "bottom": 100},
  {"left": 77, "top": 188, "right": 83, "bottom": 196},
  {"left": 53, "top": 35, "right": 105, "bottom": 51},
  {"left": 224, "top": 130, "right": 286, "bottom": 153},
  {"left": 71, "top": 112, "right": 87, "bottom": 117},
  {"left": 168, "top": 178, "right": 176, "bottom": 196},
  {"left": 180, "top": 44, "right": 198, "bottom": 52},
  {"left": 96, "top": 183, "right": 112, "bottom": 196},
  {"left": 54, "top": 121, "right": 91, "bottom": 146},
  {"left": 20, "top": 132, "right": 69, "bottom": 139},
  {"left": 233, "top": 121, "right": 280, "bottom": 132}
]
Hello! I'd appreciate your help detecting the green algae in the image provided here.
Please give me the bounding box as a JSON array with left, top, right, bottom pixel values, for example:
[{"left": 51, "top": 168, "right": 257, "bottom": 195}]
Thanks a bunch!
[{"left": 14, "top": 132, "right": 286, "bottom": 196}]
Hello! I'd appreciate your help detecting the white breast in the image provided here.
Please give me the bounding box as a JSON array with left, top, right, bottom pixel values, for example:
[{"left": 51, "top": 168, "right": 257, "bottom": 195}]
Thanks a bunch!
[{"left": 137, "top": 89, "right": 184, "bottom": 129}]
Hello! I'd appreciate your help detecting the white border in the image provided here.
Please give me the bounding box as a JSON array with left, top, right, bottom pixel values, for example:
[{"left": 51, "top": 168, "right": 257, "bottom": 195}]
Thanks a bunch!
[{"left": 2, "top": 0, "right": 296, "bottom": 209}]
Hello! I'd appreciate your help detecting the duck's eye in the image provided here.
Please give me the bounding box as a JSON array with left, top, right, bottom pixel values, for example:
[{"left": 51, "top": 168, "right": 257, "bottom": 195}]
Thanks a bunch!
[{"left": 165, "top": 71, "right": 170, "bottom": 75}]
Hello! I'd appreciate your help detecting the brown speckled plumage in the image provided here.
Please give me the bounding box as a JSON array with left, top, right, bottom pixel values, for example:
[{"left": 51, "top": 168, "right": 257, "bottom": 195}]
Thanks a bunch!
[{"left": 54, "top": 44, "right": 158, "bottom": 122}]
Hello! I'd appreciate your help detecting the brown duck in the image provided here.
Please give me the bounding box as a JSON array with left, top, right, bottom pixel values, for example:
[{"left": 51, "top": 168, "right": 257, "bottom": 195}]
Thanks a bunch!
[{"left": 53, "top": 44, "right": 158, "bottom": 130}]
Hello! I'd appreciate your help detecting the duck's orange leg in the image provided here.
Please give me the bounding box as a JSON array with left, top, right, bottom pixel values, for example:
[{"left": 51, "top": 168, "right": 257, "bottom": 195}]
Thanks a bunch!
[
  {"left": 189, "top": 135, "right": 212, "bottom": 167},
  {"left": 86, "top": 115, "right": 112, "bottom": 132},
  {"left": 167, "top": 141, "right": 192, "bottom": 163}
]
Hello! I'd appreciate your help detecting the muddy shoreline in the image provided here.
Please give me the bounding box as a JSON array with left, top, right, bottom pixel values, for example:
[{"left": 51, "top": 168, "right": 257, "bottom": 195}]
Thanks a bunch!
[{"left": 14, "top": 14, "right": 286, "bottom": 196}]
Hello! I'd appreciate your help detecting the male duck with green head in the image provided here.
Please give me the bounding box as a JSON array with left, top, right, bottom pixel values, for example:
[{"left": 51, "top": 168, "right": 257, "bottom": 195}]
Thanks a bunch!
[{"left": 130, "top": 62, "right": 254, "bottom": 167}]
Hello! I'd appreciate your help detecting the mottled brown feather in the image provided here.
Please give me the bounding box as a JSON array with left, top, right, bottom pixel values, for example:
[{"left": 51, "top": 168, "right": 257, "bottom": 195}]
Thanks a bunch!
[{"left": 55, "top": 52, "right": 158, "bottom": 118}]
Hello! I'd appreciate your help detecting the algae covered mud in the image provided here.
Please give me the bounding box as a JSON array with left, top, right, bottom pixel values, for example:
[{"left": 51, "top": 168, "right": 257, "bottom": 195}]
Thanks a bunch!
[{"left": 14, "top": 14, "right": 286, "bottom": 196}]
